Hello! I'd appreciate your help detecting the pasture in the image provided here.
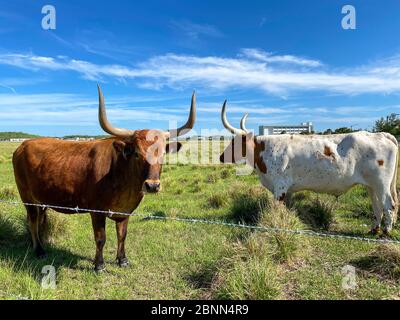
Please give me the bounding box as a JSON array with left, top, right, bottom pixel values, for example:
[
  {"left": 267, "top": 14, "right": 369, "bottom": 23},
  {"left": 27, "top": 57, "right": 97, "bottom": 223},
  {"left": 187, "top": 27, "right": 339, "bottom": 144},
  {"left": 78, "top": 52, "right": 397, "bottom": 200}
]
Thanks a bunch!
[{"left": 0, "top": 140, "right": 400, "bottom": 300}]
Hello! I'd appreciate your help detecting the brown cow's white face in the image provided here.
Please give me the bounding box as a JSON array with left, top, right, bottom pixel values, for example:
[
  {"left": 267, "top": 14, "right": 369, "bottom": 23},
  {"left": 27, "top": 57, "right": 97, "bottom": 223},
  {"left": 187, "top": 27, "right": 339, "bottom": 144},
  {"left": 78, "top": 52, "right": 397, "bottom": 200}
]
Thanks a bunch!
[{"left": 113, "top": 130, "right": 182, "bottom": 193}]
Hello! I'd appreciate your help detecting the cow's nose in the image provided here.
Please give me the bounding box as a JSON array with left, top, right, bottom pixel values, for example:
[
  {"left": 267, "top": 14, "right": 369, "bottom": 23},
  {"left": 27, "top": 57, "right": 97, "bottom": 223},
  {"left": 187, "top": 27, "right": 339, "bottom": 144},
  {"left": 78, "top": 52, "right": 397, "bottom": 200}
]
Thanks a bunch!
[{"left": 143, "top": 180, "right": 161, "bottom": 193}]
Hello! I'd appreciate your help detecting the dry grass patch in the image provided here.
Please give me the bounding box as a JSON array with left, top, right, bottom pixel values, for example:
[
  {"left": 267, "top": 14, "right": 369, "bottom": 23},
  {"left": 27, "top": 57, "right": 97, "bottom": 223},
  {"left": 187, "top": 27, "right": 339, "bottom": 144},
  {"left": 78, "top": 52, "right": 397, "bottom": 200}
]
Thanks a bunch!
[
  {"left": 353, "top": 244, "right": 400, "bottom": 281},
  {"left": 258, "top": 201, "right": 309, "bottom": 263},
  {"left": 210, "top": 197, "right": 309, "bottom": 300},
  {"left": 0, "top": 187, "right": 17, "bottom": 200},
  {"left": 211, "top": 252, "right": 282, "bottom": 300},
  {"left": 40, "top": 211, "right": 72, "bottom": 245}
]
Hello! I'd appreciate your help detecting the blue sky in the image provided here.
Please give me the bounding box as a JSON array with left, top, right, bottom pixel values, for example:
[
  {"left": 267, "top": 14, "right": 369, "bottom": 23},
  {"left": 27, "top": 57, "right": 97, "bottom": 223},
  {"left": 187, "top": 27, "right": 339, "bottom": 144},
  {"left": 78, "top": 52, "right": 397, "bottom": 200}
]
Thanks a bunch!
[{"left": 0, "top": 0, "right": 400, "bottom": 136}]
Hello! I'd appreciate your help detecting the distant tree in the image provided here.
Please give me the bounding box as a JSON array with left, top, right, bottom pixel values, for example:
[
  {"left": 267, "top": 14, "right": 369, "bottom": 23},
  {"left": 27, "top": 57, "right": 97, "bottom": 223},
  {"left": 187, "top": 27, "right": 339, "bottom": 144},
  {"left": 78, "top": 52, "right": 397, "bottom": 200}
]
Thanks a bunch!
[
  {"left": 334, "top": 127, "right": 352, "bottom": 134},
  {"left": 323, "top": 129, "right": 333, "bottom": 135},
  {"left": 300, "top": 131, "right": 315, "bottom": 135},
  {"left": 280, "top": 130, "right": 287, "bottom": 134},
  {"left": 373, "top": 113, "right": 400, "bottom": 136},
  {"left": 0, "top": 132, "right": 40, "bottom": 140}
]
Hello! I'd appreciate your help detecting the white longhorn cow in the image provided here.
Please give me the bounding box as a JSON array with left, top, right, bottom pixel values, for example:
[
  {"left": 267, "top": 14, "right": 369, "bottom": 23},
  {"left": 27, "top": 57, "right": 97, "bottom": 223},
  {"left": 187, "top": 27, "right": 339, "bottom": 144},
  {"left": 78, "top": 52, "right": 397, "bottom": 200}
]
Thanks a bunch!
[{"left": 219, "top": 101, "right": 399, "bottom": 236}]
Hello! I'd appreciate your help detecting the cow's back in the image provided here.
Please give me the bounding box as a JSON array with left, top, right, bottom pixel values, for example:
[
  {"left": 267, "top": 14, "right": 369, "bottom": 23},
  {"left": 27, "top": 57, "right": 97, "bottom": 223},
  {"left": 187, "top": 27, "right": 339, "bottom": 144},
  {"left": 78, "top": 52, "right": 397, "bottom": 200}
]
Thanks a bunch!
[
  {"left": 12, "top": 138, "right": 114, "bottom": 207},
  {"left": 257, "top": 131, "right": 398, "bottom": 195}
]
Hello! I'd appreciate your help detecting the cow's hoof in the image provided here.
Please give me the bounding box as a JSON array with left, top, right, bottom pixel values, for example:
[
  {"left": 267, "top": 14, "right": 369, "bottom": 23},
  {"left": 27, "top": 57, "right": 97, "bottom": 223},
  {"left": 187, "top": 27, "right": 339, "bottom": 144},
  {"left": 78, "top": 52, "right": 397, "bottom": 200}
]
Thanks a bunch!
[
  {"left": 37, "top": 253, "right": 47, "bottom": 259},
  {"left": 381, "top": 229, "right": 391, "bottom": 238},
  {"left": 370, "top": 226, "right": 381, "bottom": 236},
  {"left": 118, "top": 258, "right": 130, "bottom": 268},
  {"left": 94, "top": 264, "right": 106, "bottom": 273},
  {"left": 35, "top": 248, "right": 47, "bottom": 259}
]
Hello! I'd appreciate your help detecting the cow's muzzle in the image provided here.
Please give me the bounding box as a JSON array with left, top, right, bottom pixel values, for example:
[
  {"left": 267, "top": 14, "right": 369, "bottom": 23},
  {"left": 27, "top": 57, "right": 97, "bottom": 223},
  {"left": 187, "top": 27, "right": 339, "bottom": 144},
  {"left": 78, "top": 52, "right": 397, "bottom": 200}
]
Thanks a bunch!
[{"left": 143, "top": 179, "right": 161, "bottom": 193}]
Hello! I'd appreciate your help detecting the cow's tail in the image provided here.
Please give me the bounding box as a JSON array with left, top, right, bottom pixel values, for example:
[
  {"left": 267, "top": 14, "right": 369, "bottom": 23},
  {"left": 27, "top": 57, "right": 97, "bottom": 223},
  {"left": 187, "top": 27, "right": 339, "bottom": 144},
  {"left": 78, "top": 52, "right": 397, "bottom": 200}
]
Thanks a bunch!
[{"left": 383, "top": 132, "right": 399, "bottom": 224}]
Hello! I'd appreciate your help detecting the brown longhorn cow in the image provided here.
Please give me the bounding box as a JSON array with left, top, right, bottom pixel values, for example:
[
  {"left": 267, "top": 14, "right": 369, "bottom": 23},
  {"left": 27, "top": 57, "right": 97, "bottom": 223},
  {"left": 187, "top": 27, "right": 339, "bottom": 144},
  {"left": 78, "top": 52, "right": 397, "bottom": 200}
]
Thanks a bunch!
[{"left": 12, "top": 86, "right": 196, "bottom": 271}]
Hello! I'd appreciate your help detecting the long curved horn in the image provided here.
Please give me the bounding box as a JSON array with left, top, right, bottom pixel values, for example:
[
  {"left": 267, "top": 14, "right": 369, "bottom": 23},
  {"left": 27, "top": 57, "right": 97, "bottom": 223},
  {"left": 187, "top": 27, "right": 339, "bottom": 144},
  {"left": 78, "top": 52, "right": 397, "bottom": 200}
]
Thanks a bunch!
[
  {"left": 221, "top": 100, "right": 247, "bottom": 136},
  {"left": 166, "top": 91, "right": 196, "bottom": 139},
  {"left": 240, "top": 113, "right": 249, "bottom": 133},
  {"left": 98, "top": 85, "right": 135, "bottom": 137}
]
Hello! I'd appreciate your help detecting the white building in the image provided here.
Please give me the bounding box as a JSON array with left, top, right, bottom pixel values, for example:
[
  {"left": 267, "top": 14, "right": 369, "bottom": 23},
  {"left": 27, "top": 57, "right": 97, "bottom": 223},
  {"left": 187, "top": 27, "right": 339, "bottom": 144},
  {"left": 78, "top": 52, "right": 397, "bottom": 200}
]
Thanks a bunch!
[
  {"left": 9, "top": 138, "right": 29, "bottom": 142},
  {"left": 259, "top": 122, "right": 314, "bottom": 135}
]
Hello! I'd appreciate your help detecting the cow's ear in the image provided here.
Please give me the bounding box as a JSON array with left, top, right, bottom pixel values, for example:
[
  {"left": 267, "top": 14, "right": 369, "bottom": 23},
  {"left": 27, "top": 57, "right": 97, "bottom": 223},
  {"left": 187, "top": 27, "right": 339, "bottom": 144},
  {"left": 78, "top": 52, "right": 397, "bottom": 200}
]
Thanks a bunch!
[
  {"left": 113, "top": 140, "right": 126, "bottom": 153},
  {"left": 166, "top": 142, "right": 182, "bottom": 154}
]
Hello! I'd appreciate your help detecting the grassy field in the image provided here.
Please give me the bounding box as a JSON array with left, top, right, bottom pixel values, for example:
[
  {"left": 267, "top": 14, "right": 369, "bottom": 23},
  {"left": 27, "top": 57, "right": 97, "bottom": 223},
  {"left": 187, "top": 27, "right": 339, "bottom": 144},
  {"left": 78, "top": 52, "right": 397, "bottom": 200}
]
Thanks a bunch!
[{"left": 0, "top": 141, "right": 400, "bottom": 300}]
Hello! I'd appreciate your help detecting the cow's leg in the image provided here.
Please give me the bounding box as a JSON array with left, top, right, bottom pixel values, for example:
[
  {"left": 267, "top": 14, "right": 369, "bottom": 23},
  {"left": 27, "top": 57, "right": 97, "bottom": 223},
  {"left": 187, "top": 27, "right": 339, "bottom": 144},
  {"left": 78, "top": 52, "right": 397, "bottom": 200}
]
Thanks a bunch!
[
  {"left": 26, "top": 206, "right": 46, "bottom": 258},
  {"left": 367, "top": 187, "right": 383, "bottom": 235},
  {"left": 374, "top": 184, "right": 396, "bottom": 237},
  {"left": 381, "top": 191, "right": 396, "bottom": 237},
  {"left": 115, "top": 217, "right": 129, "bottom": 267},
  {"left": 284, "top": 192, "right": 293, "bottom": 207},
  {"left": 90, "top": 213, "right": 107, "bottom": 272},
  {"left": 274, "top": 182, "right": 289, "bottom": 203},
  {"left": 38, "top": 207, "right": 48, "bottom": 244}
]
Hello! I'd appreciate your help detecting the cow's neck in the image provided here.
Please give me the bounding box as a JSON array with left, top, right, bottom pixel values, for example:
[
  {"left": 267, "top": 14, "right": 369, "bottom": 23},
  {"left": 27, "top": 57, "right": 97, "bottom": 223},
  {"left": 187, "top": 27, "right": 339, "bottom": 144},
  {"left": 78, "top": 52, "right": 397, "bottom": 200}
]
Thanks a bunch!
[
  {"left": 107, "top": 156, "right": 144, "bottom": 210},
  {"left": 252, "top": 137, "right": 267, "bottom": 174}
]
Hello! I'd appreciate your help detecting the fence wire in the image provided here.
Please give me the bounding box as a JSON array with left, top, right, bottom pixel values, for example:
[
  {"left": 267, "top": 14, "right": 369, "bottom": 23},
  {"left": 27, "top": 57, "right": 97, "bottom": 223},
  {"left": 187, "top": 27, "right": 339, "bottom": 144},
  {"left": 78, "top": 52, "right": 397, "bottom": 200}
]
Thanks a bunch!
[{"left": 1, "top": 198, "right": 400, "bottom": 245}]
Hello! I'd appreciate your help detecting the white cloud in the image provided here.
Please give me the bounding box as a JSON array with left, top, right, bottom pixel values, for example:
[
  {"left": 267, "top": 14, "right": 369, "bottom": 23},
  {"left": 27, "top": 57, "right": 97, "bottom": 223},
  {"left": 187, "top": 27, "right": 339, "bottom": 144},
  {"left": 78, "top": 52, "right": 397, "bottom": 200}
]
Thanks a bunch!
[
  {"left": 0, "top": 83, "right": 16, "bottom": 93},
  {"left": 0, "top": 93, "right": 187, "bottom": 129},
  {"left": 1, "top": 49, "right": 400, "bottom": 95},
  {"left": 0, "top": 91, "right": 394, "bottom": 134},
  {"left": 240, "top": 48, "right": 322, "bottom": 67},
  {"left": 169, "top": 20, "right": 224, "bottom": 41}
]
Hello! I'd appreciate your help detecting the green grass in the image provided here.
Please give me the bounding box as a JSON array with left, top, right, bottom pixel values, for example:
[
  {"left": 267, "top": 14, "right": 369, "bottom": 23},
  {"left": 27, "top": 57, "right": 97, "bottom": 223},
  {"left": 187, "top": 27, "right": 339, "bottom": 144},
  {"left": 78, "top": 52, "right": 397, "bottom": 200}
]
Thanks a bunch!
[{"left": 0, "top": 141, "right": 399, "bottom": 300}]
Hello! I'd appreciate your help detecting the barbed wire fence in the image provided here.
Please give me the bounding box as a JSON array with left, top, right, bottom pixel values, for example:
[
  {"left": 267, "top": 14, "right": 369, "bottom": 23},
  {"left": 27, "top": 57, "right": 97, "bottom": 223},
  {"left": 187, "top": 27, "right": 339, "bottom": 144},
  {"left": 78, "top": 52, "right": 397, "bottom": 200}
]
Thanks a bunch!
[{"left": 1, "top": 198, "right": 400, "bottom": 245}]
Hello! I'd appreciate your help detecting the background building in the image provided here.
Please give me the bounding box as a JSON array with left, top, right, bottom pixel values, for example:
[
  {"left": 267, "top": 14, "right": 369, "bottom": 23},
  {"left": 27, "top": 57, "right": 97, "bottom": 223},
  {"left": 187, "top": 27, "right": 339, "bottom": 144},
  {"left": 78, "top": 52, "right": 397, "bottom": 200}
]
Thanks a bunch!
[{"left": 259, "top": 122, "right": 314, "bottom": 135}]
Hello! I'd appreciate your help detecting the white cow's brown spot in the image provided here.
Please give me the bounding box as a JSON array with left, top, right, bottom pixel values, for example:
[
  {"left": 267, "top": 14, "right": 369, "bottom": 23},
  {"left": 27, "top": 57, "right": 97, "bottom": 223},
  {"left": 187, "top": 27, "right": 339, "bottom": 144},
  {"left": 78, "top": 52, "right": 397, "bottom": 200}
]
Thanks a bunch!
[
  {"left": 316, "top": 146, "right": 336, "bottom": 162},
  {"left": 324, "top": 146, "right": 334, "bottom": 157},
  {"left": 254, "top": 140, "right": 267, "bottom": 174}
]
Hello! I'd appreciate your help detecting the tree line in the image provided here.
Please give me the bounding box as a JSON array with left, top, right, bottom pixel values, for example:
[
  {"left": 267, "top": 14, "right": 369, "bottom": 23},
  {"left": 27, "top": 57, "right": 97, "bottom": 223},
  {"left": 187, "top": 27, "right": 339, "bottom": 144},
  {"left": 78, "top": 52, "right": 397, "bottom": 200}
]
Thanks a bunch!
[
  {"left": 0, "top": 113, "right": 399, "bottom": 139},
  {"left": 319, "top": 113, "right": 399, "bottom": 136}
]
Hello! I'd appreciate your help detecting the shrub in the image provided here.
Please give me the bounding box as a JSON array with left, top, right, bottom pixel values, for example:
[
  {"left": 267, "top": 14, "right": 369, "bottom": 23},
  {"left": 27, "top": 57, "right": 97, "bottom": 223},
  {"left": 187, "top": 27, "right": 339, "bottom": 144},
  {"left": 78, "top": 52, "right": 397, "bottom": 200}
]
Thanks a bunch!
[
  {"left": 207, "top": 193, "right": 227, "bottom": 209},
  {"left": 211, "top": 254, "right": 282, "bottom": 300},
  {"left": 220, "top": 169, "right": 233, "bottom": 179},
  {"left": 174, "top": 188, "right": 183, "bottom": 195},
  {"left": 0, "top": 213, "right": 27, "bottom": 243},
  {"left": 40, "top": 211, "right": 71, "bottom": 245},
  {"left": 205, "top": 172, "right": 219, "bottom": 184},
  {"left": 257, "top": 201, "right": 309, "bottom": 263},
  {"left": 0, "top": 187, "right": 17, "bottom": 200},
  {"left": 341, "top": 187, "right": 372, "bottom": 219},
  {"left": 295, "top": 197, "right": 335, "bottom": 231},
  {"left": 211, "top": 198, "right": 309, "bottom": 299},
  {"left": 192, "top": 184, "right": 203, "bottom": 193},
  {"left": 228, "top": 184, "right": 269, "bottom": 224},
  {"left": 168, "top": 208, "right": 180, "bottom": 218}
]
